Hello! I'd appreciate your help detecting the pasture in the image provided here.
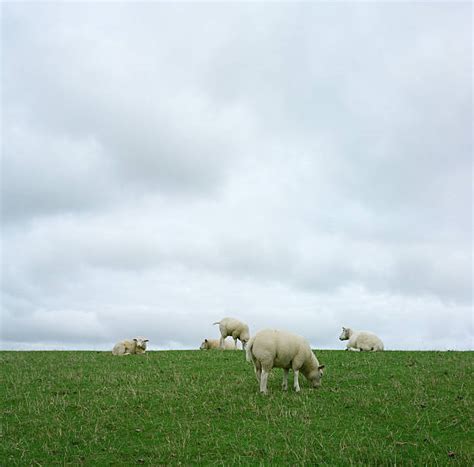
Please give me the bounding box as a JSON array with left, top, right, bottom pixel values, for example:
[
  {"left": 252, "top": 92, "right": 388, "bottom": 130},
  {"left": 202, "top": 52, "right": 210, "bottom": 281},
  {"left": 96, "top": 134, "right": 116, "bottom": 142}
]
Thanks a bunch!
[{"left": 1, "top": 350, "right": 472, "bottom": 465}]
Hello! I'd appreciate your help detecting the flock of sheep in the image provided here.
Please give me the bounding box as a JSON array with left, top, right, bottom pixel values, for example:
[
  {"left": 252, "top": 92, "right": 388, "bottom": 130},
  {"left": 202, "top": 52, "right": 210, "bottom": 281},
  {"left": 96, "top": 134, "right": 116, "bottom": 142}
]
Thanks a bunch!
[{"left": 112, "top": 317, "right": 385, "bottom": 394}]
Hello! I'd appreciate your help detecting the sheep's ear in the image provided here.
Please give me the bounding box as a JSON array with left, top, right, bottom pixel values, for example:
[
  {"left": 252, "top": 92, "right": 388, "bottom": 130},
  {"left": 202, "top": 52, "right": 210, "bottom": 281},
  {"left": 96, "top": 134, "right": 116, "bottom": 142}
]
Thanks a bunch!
[
  {"left": 205, "top": 339, "right": 208, "bottom": 342},
  {"left": 144, "top": 339, "right": 149, "bottom": 342},
  {"left": 133, "top": 338, "right": 138, "bottom": 342},
  {"left": 318, "top": 365, "right": 325, "bottom": 370}
]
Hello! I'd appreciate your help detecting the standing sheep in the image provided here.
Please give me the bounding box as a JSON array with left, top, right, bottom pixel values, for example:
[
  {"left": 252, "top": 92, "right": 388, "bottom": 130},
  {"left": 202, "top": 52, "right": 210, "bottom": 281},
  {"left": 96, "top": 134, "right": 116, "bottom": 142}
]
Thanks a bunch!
[
  {"left": 246, "top": 329, "right": 325, "bottom": 394},
  {"left": 339, "top": 327, "right": 384, "bottom": 351},
  {"left": 199, "top": 338, "right": 236, "bottom": 350},
  {"left": 213, "top": 317, "right": 250, "bottom": 350},
  {"left": 112, "top": 337, "right": 149, "bottom": 356}
]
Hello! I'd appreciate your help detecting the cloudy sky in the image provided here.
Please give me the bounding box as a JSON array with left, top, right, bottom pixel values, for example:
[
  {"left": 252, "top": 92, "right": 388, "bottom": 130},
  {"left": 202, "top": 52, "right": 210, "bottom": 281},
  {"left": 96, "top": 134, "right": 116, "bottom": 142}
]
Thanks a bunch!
[{"left": 1, "top": 2, "right": 472, "bottom": 351}]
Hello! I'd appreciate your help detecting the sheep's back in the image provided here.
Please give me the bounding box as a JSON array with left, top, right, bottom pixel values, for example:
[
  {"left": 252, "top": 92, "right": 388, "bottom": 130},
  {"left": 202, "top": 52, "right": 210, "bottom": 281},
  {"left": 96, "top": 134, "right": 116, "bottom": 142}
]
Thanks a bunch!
[
  {"left": 355, "top": 332, "right": 383, "bottom": 350},
  {"left": 251, "top": 329, "right": 309, "bottom": 368}
]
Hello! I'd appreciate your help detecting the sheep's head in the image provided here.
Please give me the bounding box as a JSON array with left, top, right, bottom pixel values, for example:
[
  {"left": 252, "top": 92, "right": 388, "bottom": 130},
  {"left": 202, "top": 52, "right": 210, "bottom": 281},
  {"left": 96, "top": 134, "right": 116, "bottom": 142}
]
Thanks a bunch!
[
  {"left": 307, "top": 365, "right": 325, "bottom": 388},
  {"left": 200, "top": 339, "right": 210, "bottom": 350},
  {"left": 133, "top": 337, "right": 149, "bottom": 353},
  {"left": 339, "top": 327, "right": 351, "bottom": 341}
]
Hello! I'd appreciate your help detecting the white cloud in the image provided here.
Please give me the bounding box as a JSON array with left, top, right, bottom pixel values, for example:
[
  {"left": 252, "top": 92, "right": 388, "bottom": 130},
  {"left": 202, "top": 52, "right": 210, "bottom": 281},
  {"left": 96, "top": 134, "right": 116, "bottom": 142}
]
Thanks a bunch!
[{"left": 1, "top": 2, "right": 472, "bottom": 350}]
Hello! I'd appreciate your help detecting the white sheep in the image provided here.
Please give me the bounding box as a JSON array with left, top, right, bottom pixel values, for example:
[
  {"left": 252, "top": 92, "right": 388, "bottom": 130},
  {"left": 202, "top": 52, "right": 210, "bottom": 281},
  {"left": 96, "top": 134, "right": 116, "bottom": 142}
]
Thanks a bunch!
[
  {"left": 199, "top": 338, "right": 236, "bottom": 350},
  {"left": 112, "top": 337, "right": 149, "bottom": 356},
  {"left": 246, "top": 329, "right": 325, "bottom": 394},
  {"left": 339, "top": 327, "right": 384, "bottom": 351},
  {"left": 213, "top": 317, "right": 250, "bottom": 350}
]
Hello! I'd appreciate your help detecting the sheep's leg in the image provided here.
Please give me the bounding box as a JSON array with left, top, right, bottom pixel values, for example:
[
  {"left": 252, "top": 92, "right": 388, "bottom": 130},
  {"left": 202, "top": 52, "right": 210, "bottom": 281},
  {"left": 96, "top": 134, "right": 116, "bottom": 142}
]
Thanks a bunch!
[
  {"left": 293, "top": 369, "right": 300, "bottom": 392},
  {"left": 219, "top": 336, "right": 226, "bottom": 350},
  {"left": 254, "top": 360, "right": 262, "bottom": 382},
  {"left": 282, "top": 369, "right": 289, "bottom": 391},
  {"left": 260, "top": 370, "right": 269, "bottom": 394},
  {"left": 254, "top": 363, "right": 262, "bottom": 383},
  {"left": 234, "top": 337, "right": 238, "bottom": 349}
]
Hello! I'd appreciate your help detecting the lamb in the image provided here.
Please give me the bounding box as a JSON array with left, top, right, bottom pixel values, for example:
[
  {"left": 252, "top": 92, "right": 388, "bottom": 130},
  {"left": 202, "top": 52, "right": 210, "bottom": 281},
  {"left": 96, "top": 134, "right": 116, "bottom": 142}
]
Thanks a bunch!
[
  {"left": 112, "top": 337, "right": 149, "bottom": 356},
  {"left": 246, "top": 329, "right": 325, "bottom": 394},
  {"left": 213, "top": 317, "right": 250, "bottom": 350},
  {"left": 339, "top": 327, "right": 384, "bottom": 351},
  {"left": 199, "top": 338, "right": 236, "bottom": 350}
]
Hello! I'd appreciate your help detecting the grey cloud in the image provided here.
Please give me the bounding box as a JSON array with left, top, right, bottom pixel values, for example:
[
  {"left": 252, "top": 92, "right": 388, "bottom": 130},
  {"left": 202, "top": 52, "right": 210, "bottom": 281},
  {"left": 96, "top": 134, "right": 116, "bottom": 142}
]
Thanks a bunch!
[
  {"left": 3, "top": 4, "right": 256, "bottom": 225},
  {"left": 1, "top": 124, "right": 116, "bottom": 222},
  {"left": 3, "top": 200, "right": 470, "bottom": 308},
  {"left": 3, "top": 308, "right": 107, "bottom": 344},
  {"left": 2, "top": 269, "right": 471, "bottom": 351},
  {"left": 1, "top": 2, "right": 472, "bottom": 350}
]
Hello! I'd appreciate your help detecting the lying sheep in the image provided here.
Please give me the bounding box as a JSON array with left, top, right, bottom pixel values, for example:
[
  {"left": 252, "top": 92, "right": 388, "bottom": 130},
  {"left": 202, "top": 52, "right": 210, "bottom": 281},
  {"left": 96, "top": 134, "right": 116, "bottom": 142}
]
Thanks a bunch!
[
  {"left": 200, "top": 338, "right": 236, "bottom": 350},
  {"left": 246, "top": 329, "right": 325, "bottom": 394},
  {"left": 112, "top": 337, "right": 149, "bottom": 356},
  {"left": 339, "top": 327, "right": 384, "bottom": 351},
  {"left": 213, "top": 317, "right": 250, "bottom": 350}
]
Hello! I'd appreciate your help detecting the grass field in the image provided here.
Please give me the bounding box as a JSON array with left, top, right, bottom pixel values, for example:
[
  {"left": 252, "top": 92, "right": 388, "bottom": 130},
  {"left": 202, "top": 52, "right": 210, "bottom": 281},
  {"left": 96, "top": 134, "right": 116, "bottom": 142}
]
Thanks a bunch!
[{"left": 1, "top": 350, "right": 473, "bottom": 465}]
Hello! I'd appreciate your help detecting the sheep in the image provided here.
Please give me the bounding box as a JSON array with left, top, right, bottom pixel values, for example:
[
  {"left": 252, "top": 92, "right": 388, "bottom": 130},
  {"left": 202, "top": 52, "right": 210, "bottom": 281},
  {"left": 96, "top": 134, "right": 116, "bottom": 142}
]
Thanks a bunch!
[
  {"left": 213, "top": 317, "right": 250, "bottom": 350},
  {"left": 199, "top": 338, "right": 236, "bottom": 350},
  {"left": 339, "top": 327, "right": 384, "bottom": 351},
  {"left": 246, "top": 329, "right": 325, "bottom": 394},
  {"left": 112, "top": 337, "right": 149, "bottom": 356}
]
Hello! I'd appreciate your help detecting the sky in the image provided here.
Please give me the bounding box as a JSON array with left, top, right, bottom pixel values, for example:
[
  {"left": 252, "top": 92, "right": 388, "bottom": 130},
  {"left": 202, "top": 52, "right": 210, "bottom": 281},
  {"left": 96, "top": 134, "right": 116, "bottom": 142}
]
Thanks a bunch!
[{"left": 1, "top": 2, "right": 472, "bottom": 351}]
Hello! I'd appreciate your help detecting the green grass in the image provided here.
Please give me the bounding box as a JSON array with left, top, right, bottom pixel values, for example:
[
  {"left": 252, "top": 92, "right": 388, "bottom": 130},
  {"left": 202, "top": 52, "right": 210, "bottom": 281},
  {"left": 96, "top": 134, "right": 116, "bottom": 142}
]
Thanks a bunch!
[{"left": 1, "top": 350, "right": 473, "bottom": 465}]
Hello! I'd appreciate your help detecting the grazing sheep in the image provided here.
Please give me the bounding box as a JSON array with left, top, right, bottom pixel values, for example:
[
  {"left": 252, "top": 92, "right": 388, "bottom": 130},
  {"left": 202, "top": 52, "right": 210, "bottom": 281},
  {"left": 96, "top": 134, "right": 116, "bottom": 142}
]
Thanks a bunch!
[
  {"left": 246, "top": 329, "right": 325, "bottom": 394},
  {"left": 213, "top": 317, "right": 250, "bottom": 350},
  {"left": 339, "top": 327, "right": 384, "bottom": 351},
  {"left": 112, "top": 337, "right": 149, "bottom": 356},
  {"left": 199, "top": 338, "right": 236, "bottom": 350}
]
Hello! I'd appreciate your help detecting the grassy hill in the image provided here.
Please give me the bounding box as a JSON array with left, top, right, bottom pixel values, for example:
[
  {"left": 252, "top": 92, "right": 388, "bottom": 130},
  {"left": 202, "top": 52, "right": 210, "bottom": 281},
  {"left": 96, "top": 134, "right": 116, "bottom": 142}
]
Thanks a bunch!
[{"left": 1, "top": 350, "right": 472, "bottom": 465}]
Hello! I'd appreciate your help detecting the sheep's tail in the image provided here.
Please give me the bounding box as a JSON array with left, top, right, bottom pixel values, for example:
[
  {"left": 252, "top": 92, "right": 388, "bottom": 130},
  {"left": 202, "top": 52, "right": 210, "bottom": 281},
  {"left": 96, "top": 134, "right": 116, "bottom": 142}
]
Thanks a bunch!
[
  {"left": 213, "top": 321, "right": 220, "bottom": 325},
  {"left": 245, "top": 336, "right": 255, "bottom": 363}
]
